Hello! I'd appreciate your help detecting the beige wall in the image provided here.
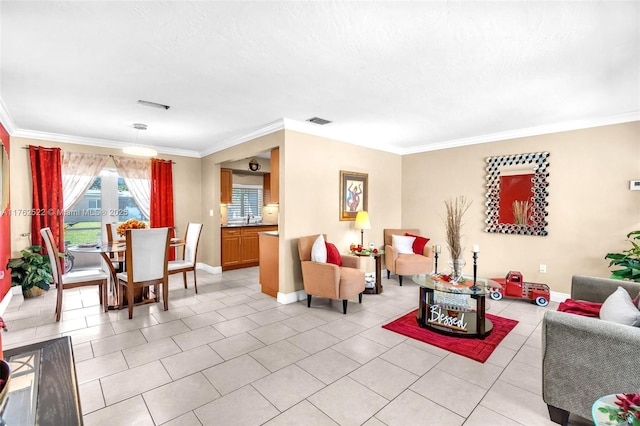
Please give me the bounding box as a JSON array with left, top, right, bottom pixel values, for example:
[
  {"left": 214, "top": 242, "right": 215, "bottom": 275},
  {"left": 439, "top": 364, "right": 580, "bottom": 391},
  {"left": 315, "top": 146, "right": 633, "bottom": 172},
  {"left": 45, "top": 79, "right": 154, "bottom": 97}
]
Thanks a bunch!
[
  {"left": 281, "top": 130, "right": 403, "bottom": 295},
  {"left": 9, "top": 137, "right": 202, "bottom": 256},
  {"left": 402, "top": 121, "right": 640, "bottom": 294}
]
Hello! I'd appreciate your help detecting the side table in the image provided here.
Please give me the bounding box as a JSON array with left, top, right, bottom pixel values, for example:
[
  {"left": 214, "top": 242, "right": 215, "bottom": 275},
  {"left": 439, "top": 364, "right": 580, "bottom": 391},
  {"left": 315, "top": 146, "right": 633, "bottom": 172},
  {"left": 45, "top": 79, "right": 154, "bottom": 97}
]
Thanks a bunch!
[
  {"left": 352, "top": 252, "right": 383, "bottom": 294},
  {"left": 2, "top": 336, "right": 82, "bottom": 425}
]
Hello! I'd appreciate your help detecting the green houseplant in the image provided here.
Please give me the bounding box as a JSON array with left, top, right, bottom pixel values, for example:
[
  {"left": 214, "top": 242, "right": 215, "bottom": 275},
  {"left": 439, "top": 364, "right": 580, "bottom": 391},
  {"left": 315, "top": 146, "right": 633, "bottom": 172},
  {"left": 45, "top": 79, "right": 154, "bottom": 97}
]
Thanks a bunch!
[
  {"left": 6, "top": 245, "right": 52, "bottom": 297},
  {"left": 605, "top": 231, "right": 640, "bottom": 282}
]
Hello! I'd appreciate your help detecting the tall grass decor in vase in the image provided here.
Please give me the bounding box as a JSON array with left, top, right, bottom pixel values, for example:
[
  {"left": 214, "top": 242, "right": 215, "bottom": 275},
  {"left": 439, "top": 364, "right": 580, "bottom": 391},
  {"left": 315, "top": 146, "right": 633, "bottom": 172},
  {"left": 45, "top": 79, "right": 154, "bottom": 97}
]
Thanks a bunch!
[{"left": 444, "top": 196, "right": 471, "bottom": 284}]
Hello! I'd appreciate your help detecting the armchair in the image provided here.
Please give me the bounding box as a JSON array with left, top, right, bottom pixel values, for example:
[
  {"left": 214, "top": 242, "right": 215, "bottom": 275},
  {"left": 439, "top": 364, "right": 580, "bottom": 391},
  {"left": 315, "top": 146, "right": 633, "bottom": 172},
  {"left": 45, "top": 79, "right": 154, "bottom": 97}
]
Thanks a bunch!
[
  {"left": 384, "top": 229, "right": 433, "bottom": 285},
  {"left": 542, "top": 275, "right": 640, "bottom": 424},
  {"left": 298, "top": 234, "right": 365, "bottom": 314}
]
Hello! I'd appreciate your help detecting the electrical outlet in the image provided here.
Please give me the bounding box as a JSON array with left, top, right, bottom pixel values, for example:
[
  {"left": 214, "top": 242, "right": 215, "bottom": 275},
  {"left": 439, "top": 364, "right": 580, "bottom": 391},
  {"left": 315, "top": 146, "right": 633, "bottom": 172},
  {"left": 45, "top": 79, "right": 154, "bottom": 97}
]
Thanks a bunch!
[{"left": 539, "top": 264, "right": 547, "bottom": 273}]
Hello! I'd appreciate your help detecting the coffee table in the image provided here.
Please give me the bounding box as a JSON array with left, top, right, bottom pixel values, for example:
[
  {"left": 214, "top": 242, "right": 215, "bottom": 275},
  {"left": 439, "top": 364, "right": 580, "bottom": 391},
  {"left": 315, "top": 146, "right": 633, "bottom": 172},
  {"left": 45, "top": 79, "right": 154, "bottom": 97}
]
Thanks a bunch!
[{"left": 413, "top": 274, "right": 499, "bottom": 339}]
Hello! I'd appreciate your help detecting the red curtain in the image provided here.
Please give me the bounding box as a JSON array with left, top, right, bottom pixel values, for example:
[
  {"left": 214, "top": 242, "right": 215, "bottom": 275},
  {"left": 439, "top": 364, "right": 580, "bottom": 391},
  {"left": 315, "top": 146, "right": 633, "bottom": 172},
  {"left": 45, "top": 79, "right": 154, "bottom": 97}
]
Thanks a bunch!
[
  {"left": 29, "top": 146, "right": 64, "bottom": 250},
  {"left": 150, "top": 159, "right": 175, "bottom": 260}
]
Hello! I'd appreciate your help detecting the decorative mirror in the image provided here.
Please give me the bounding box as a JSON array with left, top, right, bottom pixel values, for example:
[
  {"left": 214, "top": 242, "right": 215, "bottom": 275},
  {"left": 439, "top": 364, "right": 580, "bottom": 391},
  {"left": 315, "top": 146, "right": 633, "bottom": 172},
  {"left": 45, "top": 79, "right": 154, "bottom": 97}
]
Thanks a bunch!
[{"left": 485, "top": 152, "right": 550, "bottom": 236}]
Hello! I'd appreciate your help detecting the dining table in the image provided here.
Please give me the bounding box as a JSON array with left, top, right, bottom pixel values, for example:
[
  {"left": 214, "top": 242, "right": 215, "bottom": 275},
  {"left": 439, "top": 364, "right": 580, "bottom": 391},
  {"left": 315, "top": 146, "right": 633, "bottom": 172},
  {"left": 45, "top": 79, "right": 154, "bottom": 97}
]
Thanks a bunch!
[{"left": 68, "top": 237, "right": 185, "bottom": 310}]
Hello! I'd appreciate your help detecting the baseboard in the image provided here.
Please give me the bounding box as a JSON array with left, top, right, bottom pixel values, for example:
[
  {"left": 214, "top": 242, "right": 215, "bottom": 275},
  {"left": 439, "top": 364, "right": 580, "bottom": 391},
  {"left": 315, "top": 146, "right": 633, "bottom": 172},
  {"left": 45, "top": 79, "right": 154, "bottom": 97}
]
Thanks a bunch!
[
  {"left": 550, "top": 290, "right": 569, "bottom": 303},
  {"left": 0, "top": 289, "right": 14, "bottom": 316},
  {"left": 197, "top": 263, "right": 221, "bottom": 275},
  {"left": 277, "top": 289, "right": 306, "bottom": 305}
]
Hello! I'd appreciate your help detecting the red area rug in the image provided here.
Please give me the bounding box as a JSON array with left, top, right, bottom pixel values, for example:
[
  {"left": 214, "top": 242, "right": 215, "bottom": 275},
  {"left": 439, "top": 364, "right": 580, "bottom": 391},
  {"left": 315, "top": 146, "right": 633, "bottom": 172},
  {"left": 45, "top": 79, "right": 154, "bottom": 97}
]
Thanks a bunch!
[{"left": 382, "top": 309, "right": 519, "bottom": 363}]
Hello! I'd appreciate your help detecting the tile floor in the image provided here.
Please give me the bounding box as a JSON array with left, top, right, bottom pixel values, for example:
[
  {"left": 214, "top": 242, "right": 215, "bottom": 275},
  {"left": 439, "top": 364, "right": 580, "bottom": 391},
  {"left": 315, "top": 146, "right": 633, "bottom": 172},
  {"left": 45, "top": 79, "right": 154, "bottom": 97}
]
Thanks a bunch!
[{"left": 2, "top": 268, "right": 592, "bottom": 426}]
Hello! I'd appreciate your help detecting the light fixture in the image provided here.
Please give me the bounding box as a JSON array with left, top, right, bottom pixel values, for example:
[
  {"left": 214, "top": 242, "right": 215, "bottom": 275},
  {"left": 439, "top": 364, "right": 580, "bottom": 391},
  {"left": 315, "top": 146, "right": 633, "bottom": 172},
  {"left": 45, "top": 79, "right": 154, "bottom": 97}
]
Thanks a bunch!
[
  {"left": 123, "top": 123, "right": 157, "bottom": 157},
  {"left": 248, "top": 159, "right": 261, "bottom": 172},
  {"left": 354, "top": 211, "right": 371, "bottom": 246}
]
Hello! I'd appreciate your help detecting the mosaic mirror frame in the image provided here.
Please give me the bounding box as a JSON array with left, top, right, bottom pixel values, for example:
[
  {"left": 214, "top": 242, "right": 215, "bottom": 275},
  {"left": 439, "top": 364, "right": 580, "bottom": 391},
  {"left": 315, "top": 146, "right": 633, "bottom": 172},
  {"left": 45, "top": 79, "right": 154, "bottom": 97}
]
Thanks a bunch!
[{"left": 485, "top": 152, "right": 550, "bottom": 236}]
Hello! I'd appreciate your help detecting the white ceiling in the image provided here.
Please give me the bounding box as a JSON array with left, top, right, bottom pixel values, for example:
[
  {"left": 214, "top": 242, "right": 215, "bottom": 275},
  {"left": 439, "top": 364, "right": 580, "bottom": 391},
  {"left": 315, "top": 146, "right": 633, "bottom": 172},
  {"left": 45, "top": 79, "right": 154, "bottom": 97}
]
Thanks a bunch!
[{"left": 1, "top": 1, "right": 638, "bottom": 158}]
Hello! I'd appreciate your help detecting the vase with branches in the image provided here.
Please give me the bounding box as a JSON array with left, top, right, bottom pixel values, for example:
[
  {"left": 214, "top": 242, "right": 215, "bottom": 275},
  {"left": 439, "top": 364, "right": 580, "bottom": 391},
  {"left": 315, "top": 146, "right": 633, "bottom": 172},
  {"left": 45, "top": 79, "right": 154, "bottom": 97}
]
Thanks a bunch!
[{"left": 444, "top": 196, "right": 471, "bottom": 283}]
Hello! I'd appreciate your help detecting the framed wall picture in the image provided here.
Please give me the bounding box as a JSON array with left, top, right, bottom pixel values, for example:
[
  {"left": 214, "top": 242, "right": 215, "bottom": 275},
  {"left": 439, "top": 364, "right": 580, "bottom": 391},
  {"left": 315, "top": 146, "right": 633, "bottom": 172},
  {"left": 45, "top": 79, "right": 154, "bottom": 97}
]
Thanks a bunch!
[{"left": 339, "top": 170, "right": 368, "bottom": 221}]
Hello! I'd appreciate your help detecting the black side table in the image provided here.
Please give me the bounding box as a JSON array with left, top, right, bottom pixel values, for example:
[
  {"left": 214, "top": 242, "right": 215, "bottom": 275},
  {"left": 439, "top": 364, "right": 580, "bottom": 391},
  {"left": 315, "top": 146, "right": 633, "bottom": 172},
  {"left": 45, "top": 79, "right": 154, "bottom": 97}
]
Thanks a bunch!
[
  {"left": 3, "top": 336, "right": 82, "bottom": 425},
  {"left": 352, "top": 252, "right": 384, "bottom": 294}
]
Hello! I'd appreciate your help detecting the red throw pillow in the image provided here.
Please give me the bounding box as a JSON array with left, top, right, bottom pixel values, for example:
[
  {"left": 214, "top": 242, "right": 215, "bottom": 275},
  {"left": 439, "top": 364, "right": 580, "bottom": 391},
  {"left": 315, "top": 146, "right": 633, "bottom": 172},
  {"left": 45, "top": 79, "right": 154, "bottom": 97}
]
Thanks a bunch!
[
  {"left": 405, "top": 233, "right": 430, "bottom": 255},
  {"left": 325, "top": 242, "right": 343, "bottom": 266}
]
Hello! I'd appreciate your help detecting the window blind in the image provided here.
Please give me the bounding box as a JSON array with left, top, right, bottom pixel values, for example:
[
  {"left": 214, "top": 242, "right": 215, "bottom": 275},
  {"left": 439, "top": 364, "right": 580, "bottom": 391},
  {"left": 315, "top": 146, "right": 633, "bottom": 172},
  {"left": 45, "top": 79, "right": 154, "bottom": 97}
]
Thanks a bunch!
[{"left": 227, "top": 185, "right": 263, "bottom": 220}]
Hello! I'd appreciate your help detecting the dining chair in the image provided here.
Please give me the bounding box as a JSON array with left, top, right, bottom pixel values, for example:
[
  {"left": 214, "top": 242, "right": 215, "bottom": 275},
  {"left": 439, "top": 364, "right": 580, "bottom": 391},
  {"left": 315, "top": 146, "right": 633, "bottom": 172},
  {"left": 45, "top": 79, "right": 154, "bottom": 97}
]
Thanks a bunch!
[
  {"left": 40, "top": 228, "right": 109, "bottom": 321},
  {"left": 105, "top": 222, "right": 125, "bottom": 271},
  {"left": 168, "top": 223, "right": 203, "bottom": 293},
  {"left": 117, "top": 227, "right": 171, "bottom": 319}
]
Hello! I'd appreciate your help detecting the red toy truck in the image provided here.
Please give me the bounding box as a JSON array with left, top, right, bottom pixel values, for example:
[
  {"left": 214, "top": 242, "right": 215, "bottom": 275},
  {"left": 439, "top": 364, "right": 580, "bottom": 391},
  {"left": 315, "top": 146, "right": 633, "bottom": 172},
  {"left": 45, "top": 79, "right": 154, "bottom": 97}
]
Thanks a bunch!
[{"left": 489, "top": 271, "right": 550, "bottom": 307}]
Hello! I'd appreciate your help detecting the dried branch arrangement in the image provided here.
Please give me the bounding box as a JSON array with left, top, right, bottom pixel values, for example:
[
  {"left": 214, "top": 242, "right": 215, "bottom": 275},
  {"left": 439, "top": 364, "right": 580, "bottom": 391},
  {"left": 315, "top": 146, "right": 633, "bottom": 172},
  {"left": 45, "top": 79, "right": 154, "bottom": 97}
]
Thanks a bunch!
[
  {"left": 444, "top": 196, "right": 471, "bottom": 260},
  {"left": 512, "top": 200, "right": 530, "bottom": 226}
]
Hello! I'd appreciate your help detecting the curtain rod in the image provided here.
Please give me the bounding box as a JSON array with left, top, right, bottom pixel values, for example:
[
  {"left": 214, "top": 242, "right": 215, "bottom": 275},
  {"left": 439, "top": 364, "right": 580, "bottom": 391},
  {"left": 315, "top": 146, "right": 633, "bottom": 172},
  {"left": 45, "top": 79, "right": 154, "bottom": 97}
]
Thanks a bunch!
[
  {"left": 23, "top": 147, "right": 176, "bottom": 163},
  {"left": 109, "top": 154, "right": 175, "bottom": 164}
]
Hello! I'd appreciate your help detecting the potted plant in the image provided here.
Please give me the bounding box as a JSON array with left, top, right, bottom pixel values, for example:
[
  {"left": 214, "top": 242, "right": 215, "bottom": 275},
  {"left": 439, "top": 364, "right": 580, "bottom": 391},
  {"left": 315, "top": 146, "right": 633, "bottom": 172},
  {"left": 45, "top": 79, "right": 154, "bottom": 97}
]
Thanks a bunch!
[
  {"left": 6, "top": 245, "right": 52, "bottom": 297},
  {"left": 605, "top": 231, "right": 640, "bottom": 282}
]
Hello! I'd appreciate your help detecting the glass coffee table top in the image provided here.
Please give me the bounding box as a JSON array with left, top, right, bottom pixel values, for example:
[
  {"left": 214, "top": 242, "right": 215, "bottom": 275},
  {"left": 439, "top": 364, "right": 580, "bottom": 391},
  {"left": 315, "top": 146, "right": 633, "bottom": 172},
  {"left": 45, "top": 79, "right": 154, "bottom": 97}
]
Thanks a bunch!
[{"left": 413, "top": 274, "right": 499, "bottom": 296}]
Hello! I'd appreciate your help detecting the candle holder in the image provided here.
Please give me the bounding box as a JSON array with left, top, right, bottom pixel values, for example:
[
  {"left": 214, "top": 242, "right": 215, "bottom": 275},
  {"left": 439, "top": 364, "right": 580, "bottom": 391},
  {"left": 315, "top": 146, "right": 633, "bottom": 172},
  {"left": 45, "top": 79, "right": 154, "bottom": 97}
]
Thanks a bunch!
[
  {"left": 434, "top": 251, "right": 439, "bottom": 274},
  {"left": 470, "top": 251, "right": 480, "bottom": 292}
]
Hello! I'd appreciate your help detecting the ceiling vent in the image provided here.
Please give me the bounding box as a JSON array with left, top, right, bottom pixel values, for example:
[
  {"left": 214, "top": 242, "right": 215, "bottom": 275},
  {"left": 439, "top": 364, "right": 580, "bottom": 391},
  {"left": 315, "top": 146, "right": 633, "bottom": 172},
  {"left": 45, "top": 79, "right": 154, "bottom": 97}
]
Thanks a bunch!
[
  {"left": 137, "top": 100, "right": 170, "bottom": 110},
  {"left": 306, "top": 117, "right": 332, "bottom": 125}
]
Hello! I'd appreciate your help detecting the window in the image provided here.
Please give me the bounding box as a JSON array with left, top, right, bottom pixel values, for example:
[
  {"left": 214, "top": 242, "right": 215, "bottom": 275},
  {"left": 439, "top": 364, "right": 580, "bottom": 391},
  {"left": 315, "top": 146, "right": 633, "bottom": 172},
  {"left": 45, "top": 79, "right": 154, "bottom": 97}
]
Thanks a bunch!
[
  {"left": 226, "top": 184, "right": 263, "bottom": 225},
  {"left": 64, "top": 169, "right": 149, "bottom": 245}
]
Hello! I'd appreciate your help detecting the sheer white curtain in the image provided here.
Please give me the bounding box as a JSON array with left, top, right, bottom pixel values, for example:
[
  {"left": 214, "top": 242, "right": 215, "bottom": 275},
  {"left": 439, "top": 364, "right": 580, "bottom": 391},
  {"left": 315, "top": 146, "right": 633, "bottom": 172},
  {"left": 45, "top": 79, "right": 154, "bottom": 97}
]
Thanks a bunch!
[
  {"left": 61, "top": 152, "right": 109, "bottom": 210},
  {"left": 112, "top": 156, "right": 151, "bottom": 220}
]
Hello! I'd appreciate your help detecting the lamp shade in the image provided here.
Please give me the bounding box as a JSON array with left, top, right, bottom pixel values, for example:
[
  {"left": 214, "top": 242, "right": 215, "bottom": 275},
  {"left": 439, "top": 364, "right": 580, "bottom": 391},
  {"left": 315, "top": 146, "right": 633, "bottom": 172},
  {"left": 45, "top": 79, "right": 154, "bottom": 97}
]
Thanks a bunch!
[{"left": 354, "top": 211, "right": 371, "bottom": 230}]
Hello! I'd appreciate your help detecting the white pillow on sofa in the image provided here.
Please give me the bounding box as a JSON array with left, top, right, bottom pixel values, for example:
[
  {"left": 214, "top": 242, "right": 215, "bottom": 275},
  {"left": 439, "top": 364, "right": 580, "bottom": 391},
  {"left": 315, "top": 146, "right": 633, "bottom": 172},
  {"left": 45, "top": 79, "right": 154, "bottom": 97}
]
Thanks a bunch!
[
  {"left": 599, "top": 286, "right": 640, "bottom": 327},
  {"left": 311, "top": 234, "right": 327, "bottom": 263},
  {"left": 392, "top": 235, "right": 416, "bottom": 254}
]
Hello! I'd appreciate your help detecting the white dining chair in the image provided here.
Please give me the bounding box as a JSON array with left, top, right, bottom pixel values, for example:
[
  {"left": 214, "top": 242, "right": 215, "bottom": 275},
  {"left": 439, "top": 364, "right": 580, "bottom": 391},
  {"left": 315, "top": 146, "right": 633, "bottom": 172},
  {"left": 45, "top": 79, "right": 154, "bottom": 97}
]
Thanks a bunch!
[
  {"left": 117, "top": 227, "right": 171, "bottom": 319},
  {"left": 168, "top": 223, "right": 203, "bottom": 293},
  {"left": 40, "top": 227, "right": 109, "bottom": 321}
]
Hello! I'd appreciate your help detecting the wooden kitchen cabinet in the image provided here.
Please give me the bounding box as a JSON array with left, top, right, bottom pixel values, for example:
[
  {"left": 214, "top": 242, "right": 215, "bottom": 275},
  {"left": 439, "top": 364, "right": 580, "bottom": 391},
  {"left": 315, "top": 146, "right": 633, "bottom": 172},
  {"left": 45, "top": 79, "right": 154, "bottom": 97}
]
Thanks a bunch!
[
  {"left": 270, "top": 148, "right": 279, "bottom": 204},
  {"left": 220, "top": 168, "right": 233, "bottom": 204},
  {"left": 222, "top": 225, "right": 278, "bottom": 271},
  {"left": 263, "top": 173, "right": 271, "bottom": 206},
  {"left": 240, "top": 227, "right": 260, "bottom": 264},
  {"left": 221, "top": 228, "right": 242, "bottom": 269}
]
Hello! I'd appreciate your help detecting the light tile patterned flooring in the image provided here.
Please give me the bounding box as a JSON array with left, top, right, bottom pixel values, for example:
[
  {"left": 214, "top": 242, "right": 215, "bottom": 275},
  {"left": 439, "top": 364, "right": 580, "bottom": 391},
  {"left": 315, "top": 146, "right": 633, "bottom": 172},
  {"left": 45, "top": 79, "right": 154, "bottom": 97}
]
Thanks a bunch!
[{"left": 2, "top": 268, "right": 592, "bottom": 425}]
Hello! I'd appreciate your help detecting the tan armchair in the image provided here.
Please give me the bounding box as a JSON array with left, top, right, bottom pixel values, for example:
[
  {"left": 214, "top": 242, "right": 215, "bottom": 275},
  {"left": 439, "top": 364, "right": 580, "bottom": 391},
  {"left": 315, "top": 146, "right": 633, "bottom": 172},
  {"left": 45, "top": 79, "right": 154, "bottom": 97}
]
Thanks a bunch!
[
  {"left": 384, "top": 229, "right": 433, "bottom": 286},
  {"left": 298, "top": 234, "right": 366, "bottom": 314}
]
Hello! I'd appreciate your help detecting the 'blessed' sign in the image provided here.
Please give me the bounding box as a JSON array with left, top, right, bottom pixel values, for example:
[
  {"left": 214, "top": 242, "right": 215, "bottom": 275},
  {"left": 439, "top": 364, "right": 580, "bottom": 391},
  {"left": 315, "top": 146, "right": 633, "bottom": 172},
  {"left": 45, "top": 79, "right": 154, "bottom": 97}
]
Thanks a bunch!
[{"left": 428, "top": 305, "right": 468, "bottom": 332}]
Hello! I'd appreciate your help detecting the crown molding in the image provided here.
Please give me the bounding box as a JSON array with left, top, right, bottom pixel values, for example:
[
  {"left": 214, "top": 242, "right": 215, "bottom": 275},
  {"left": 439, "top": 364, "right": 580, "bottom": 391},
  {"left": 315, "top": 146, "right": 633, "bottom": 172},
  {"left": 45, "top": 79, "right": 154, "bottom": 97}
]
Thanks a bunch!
[
  {"left": 10, "top": 128, "right": 201, "bottom": 158},
  {"left": 198, "top": 119, "right": 286, "bottom": 158},
  {"left": 400, "top": 111, "right": 640, "bottom": 155},
  {"left": 0, "top": 98, "right": 16, "bottom": 134}
]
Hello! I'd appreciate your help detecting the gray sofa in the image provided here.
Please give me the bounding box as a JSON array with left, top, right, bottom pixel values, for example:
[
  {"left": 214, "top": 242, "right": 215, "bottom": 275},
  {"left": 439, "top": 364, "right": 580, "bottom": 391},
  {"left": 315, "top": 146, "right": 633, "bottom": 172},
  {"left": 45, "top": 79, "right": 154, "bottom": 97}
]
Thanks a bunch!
[{"left": 542, "top": 275, "right": 640, "bottom": 425}]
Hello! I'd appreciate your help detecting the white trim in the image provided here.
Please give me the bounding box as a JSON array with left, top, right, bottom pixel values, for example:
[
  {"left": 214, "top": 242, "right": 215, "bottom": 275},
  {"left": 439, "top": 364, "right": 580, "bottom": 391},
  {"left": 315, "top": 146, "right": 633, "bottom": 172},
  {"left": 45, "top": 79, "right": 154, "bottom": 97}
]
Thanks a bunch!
[
  {"left": 277, "top": 289, "right": 306, "bottom": 305},
  {"left": 0, "top": 98, "right": 16, "bottom": 134},
  {"left": 2, "top": 110, "right": 637, "bottom": 159},
  {"left": 0, "top": 290, "right": 15, "bottom": 316},
  {"left": 196, "top": 263, "right": 221, "bottom": 275},
  {"left": 198, "top": 119, "right": 286, "bottom": 158},
  {"left": 9, "top": 128, "right": 201, "bottom": 158},
  {"left": 550, "top": 290, "right": 570, "bottom": 303},
  {"left": 401, "top": 111, "right": 640, "bottom": 155}
]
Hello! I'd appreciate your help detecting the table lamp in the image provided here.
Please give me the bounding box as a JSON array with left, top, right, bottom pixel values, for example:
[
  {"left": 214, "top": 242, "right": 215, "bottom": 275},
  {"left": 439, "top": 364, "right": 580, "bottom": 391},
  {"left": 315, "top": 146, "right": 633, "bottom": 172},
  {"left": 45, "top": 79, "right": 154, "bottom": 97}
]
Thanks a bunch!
[{"left": 354, "top": 211, "right": 371, "bottom": 246}]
